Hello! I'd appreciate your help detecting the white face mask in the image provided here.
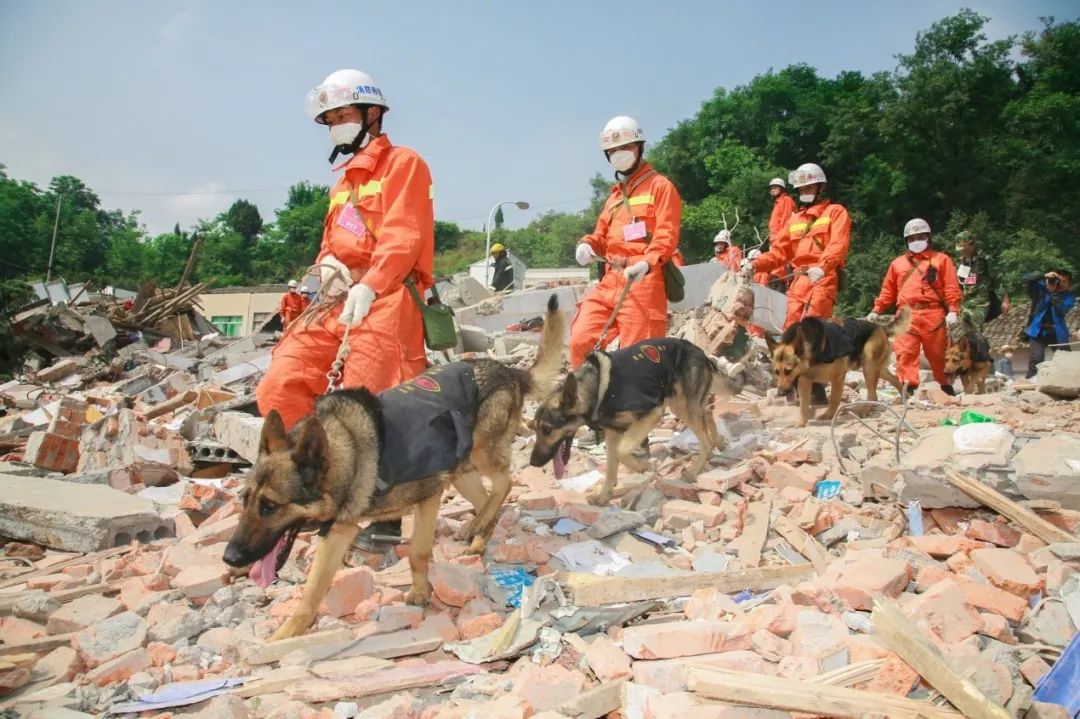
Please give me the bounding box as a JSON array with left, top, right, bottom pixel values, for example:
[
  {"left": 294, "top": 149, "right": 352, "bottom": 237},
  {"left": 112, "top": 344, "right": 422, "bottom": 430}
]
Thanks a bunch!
[
  {"left": 798, "top": 193, "right": 817, "bottom": 204},
  {"left": 908, "top": 240, "right": 929, "bottom": 254},
  {"left": 609, "top": 149, "right": 637, "bottom": 173},
  {"left": 329, "top": 122, "right": 364, "bottom": 149}
]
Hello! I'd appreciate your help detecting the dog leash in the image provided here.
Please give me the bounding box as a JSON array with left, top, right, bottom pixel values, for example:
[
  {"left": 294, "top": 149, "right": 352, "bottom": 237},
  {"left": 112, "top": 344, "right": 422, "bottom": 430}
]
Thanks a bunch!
[
  {"left": 593, "top": 272, "right": 638, "bottom": 352},
  {"left": 291, "top": 261, "right": 356, "bottom": 395}
]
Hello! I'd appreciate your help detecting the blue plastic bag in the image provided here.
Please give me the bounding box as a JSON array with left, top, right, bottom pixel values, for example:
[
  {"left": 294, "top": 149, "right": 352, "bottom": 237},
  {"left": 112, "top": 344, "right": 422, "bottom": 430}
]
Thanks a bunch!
[{"left": 490, "top": 566, "right": 536, "bottom": 608}]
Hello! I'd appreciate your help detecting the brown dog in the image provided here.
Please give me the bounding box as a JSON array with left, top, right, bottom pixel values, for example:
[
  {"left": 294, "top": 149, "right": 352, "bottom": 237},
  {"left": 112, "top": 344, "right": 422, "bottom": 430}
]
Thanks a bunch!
[
  {"left": 944, "top": 329, "right": 992, "bottom": 394},
  {"left": 766, "top": 308, "right": 911, "bottom": 427},
  {"left": 223, "top": 295, "right": 565, "bottom": 640}
]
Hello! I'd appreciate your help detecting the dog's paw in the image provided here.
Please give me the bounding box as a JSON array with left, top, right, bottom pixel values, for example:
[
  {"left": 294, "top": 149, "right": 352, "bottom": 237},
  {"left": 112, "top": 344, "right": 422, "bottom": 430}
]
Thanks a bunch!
[
  {"left": 270, "top": 614, "right": 312, "bottom": 642},
  {"left": 586, "top": 487, "right": 613, "bottom": 506},
  {"left": 405, "top": 585, "right": 432, "bottom": 606},
  {"left": 679, "top": 468, "right": 699, "bottom": 484},
  {"left": 454, "top": 519, "right": 476, "bottom": 542},
  {"left": 464, "top": 536, "right": 488, "bottom": 556}
]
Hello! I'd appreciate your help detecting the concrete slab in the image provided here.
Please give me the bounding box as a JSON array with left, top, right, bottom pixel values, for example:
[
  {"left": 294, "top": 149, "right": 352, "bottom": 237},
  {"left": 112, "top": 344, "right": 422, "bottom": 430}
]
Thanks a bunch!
[
  {"left": 0, "top": 474, "right": 173, "bottom": 552},
  {"left": 213, "top": 412, "right": 265, "bottom": 463},
  {"left": 1037, "top": 351, "right": 1080, "bottom": 400},
  {"left": 453, "top": 286, "right": 582, "bottom": 333},
  {"left": 670, "top": 263, "right": 787, "bottom": 334},
  {"left": 1014, "top": 434, "right": 1080, "bottom": 510}
]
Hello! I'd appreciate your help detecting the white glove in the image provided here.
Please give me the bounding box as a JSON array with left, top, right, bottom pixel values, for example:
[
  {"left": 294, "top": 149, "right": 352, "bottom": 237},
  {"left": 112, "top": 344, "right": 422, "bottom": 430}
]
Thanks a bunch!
[
  {"left": 866, "top": 312, "right": 881, "bottom": 322},
  {"left": 807, "top": 266, "right": 825, "bottom": 283},
  {"left": 625, "top": 260, "right": 649, "bottom": 281},
  {"left": 575, "top": 243, "right": 597, "bottom": 266},
  {"left": 319, "top": 254, "right": 351, "bottom": 294},
  {"left": 946, "top": 312, "right": 959, "bottom": 326},
  {"left": 339, "top": 283, "right": 377, "bottom": 327},
  {"left": 746, "top": 248, "right": 762, "bottom": 261}
]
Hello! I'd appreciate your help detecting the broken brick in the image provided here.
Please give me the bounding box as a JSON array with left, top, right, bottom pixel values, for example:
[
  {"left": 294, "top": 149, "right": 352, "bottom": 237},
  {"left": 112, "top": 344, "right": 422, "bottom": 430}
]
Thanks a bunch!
[
  {"left": 622, "top": 620, "right": 751, "bottom": 659},
  {"left": 833, "top": 558, "right": 911, "bottom": 611},
  {"left": 905, "top": 579, "right": 983, "bottom": 644},
  {"left": 661, "top": 500, "right": 724, "bottom": 528},
  {"left": 965, "top": 519, "right": 1021, "bottom": 548},
  {"left": 970, "top": 547, "right": 1042, "bottom": 598},
  {"left": 318, "top": 567, "right": 375, "bottom": 618},
  {"left": 172, "top": 563, "right": 229, "bottom": 605},
  {"left": 583, "top": 634, "right": 632, "bottom": 681},
  {"left": 430, "top": 563, "right": 480, "bottom": 608}
]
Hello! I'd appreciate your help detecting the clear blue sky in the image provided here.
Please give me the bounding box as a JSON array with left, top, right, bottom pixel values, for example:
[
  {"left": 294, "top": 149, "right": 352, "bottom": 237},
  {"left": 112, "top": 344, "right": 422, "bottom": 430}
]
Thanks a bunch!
[{"left": 0, "top": 1, "right": 1074, "bottom": 235}]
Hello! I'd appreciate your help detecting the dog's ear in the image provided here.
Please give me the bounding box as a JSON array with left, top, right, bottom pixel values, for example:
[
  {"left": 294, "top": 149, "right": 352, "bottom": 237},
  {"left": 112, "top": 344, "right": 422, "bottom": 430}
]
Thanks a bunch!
[
  {"left": 958, "top": 337, "right": 971, "bottom": 351},
  {"left": 559, "top": 373, "right": 578, "bottom": 410},
  {"left": 260, "top": 410, "right": 288, "bottom": 455},
  {"left": 764, "top": 333, "right": 779, "bottom": 353},
  {"left": 290, "top": 417, "right": 328, "bottom": 474}
]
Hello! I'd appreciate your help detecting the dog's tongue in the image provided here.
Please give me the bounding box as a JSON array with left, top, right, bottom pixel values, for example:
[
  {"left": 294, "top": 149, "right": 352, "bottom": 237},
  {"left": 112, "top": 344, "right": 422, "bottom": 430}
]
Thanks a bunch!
[
  {"left": 553, "top": 439, "right": 570, "bottom": 480},
  {"left": 248, "top": 534, "right": 287, "bottom": 589}
]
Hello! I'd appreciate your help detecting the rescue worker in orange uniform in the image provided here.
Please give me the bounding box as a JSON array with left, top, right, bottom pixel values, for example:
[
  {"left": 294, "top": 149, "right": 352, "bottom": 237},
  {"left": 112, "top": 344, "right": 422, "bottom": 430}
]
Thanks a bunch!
[
  {"left": 711, "top": 230, "right": 743, "bottom": 272},
  {"left": 278, "top": 280, "right": 305, "bottom": 331},
  {"left": 761, "top": 177, "right": 796, "bottom": 291},
  {"left": 867, "top": 219, "right": 963, "bottom": 396},
  {"left": 570, "top": 116, "right": 682, "bottom": 368},
  {"left": 257, "top": 69, "right": 434, "bottom": 430},
  {"left": 744, "top": 163, "right": 851, "bottom": 328}
]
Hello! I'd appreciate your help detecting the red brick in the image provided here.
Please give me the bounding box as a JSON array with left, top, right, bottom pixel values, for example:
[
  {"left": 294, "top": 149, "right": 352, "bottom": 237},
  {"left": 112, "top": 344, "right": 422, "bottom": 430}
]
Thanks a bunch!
[
  {"left": 965, "top": 519, "right": 1020, "bottom": 548},
  {"left": 85, "top": 648, "right": 150, "bottom": 686},
  {"left": 430, "top": 563, "right": 480, "bottom": 608},
  {"left": 656, "top": 478, "right": 701, "bottom": 501},
  {"left": 978, "top": 613, "right": 1016, "bottom": 645},
  {"left": 318, "top": 566, "right": 375, "bottom": 618},
  {"left": 518, "top": 492, "right": 557, "bottom": 511},
  {"left": 764, "top": 462, "right": 817, "bottom": 493},
  {"left": 566, "top": 503, "right": 603, "bottom": 525},
  {"left": 905, "top": 579, "right": 983, "bottom": 643},
  {"left": 833, "top": 558, "right": 911, "bottom": 611},
  {"left": 491, "top": 543, "right": 530, "bottom": 564},
  {"left": 684, "top": 587, "right": 744, "bottom": 621},
  {"left": 867, "top": 654, "right": 918, "bottom": 696},
  {"left": 583, "top": 634, "right": 632, "bottom": 681},
  {"left": 750, "top": 629, "right": 792, "bottom": 661},
  {"left": 907, "top": 534, "right": 988, "bottom": 558},
  {"left": 0, "top": 616, "right": 46, "bottom": 644},
  {"left": 1014, "top": 533, "right": 1047, "bottom": 555},
  {"left": 622, "top": 620, "right": 751, "bottom": 659},
  {"left": 789, "top": 610, "right": 847, "bottom": 657},
  {"left": 377, "top": 605, "right": 424, "bottom": 633},
  {"left": 947, "top": 575, "right": 1028, "bottom": 622},
  {"left": 172, "top": 564, "right": 229, "bottom": 605},
  {"left": 1020, "top": 655, "right": 1052, "bottom": 687},
  {"left": 34, "top": 646, "right": 80, "bottom": 681},
  {"left": 146, "top": 641, "right": 177, "bottom": 667},
  {"left": 25, "top": 574, "right": 80, "bottom": 592},
  {"left": 23, "top": 431, "right": 80, "bottom": 473},
  {"left": 174, "top": 512, "right": 197, "bottom": 538},
  {"left": 661, "top": 500, "right": 724, "bottom": 529},
  {"left": 970, "top": 548, "right": 1041, "bottom": 598},
  {"left": 455, "top": 597, "right": 503, "bottom": 640},
  {"left": 695, "top": 465, "right": 755, "bottom": 493},
  {"left": 510, "top": 662, "right": 587, "bottom": 714},
  {"left": 0, "top": 668, "right": 30, "bottom": 696}
]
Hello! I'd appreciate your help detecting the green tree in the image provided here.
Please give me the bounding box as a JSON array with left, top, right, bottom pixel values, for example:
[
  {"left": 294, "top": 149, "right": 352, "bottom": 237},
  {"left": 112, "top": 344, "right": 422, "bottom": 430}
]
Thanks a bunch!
[{"left": 224, "top": 199, "right": 264, "bottom": 244}]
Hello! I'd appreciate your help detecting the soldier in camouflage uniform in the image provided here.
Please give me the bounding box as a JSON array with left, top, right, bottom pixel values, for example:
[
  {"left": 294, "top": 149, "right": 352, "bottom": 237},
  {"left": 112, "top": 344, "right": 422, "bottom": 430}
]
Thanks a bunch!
[{"left": 953, "top": 231, "right": 1009, "bottom": 332}]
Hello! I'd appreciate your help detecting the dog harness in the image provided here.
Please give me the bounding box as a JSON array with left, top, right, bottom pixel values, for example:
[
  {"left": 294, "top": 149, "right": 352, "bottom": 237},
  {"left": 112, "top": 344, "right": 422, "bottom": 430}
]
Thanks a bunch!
[
  {"left": 813, "top": 318, "right": 878, "bottom": 364},
  {"left": 375, "top": 363, "right": 478, "bottom": 492},
  {"left": 591, "top": 338, "right": 686, "bottom": 420}
]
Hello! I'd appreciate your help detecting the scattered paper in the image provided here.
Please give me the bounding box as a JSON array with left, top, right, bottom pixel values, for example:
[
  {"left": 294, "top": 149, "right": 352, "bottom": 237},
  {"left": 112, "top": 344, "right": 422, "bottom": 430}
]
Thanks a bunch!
[
  {"left": 553, "top": 540, "right": 631, "bottom": 576},
  {"left": 557, "top": 469, "right": 603, "bottom": 493},
  {"left": 107, "top": 677, "right": 247, "bottom": 714},
  {"left": 553, "top": 518, "right": 587, "bottom": 536}
]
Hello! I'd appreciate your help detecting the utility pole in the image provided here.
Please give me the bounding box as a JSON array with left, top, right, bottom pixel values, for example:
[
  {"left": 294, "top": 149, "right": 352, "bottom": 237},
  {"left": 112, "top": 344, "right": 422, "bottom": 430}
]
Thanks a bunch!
[{"left": 45, "top": 193, "right": 63, "bottom": 282}]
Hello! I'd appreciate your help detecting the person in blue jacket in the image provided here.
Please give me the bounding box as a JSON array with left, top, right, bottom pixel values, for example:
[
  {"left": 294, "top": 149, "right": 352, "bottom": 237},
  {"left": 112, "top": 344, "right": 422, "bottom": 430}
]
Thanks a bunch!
[{"left": 1023, "top": 269, "right": 1075, "bottom": 378}]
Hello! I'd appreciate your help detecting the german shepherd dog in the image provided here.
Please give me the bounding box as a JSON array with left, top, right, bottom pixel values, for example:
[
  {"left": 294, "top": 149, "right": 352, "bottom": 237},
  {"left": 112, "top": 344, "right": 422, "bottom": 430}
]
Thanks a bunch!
[
  {"left": 529, "top": 338, "right": 726, "bottom": 507},
  {"left": 944, "top": 326, "right": 992, "bottom": 394},
  {"left": 223, "top": 295, "right": 566, "bottom": 641},
  {"left": 765, "top": 308, "right": 911, "bottom": 428}
]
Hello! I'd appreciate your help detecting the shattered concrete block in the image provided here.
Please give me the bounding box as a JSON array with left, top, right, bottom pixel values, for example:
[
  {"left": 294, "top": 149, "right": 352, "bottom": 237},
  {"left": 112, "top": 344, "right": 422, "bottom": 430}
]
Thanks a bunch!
[
  {"left": 0, "top": 474, "right": 173, "bottom": 552},
  {"left": 1013, "top": 435, "right": 1080, "bottom": 510},
  {"left": 1036, "top": 351, "right": 1080, "bottom": 400},
  {"left": 84, "top": 647, "right": 151, "bottom": 687},
  {"left": 72, "top": 611, "right": 148, "bottom": 669},
  {"left": 46, "top": 594, "right": 123, "bottom": 635},
  {"left": 213, "top": 412, "right": 265, "bottom": 463},
  {"left": 457, "top": 325, "right": 490, "bottom": 353}
]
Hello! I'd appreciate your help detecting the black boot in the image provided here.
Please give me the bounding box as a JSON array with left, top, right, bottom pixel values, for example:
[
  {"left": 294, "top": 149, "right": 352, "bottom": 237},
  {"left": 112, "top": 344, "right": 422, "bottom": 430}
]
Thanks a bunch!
[
  {"left": 902, "top": 383, "right": 919, "bottom": 398},
  {"left": 940, "top": 384, "right": 956, "bottom": 397},
  {"left": 354, "top": 520, "right": 403, "bottom": 552},
  {"left": 810, "top": 383, "right": 829, "bottom": 406}
]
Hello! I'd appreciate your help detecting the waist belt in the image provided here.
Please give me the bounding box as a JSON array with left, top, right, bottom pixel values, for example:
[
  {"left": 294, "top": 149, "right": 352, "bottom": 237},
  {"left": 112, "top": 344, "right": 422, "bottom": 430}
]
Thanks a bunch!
[{"left": 905, "top": 302, "right": 943, "bottom": 311}]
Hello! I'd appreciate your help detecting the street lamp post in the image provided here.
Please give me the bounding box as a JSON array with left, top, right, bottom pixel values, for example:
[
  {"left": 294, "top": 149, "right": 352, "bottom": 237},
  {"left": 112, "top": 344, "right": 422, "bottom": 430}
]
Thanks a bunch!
[{"left": 484, "top": 200, "right": 530, "bottom": 286}]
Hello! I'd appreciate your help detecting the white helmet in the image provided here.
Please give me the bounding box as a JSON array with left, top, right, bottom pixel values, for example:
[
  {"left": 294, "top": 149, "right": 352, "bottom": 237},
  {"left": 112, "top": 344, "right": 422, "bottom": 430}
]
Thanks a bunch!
[
  {"left": 769, "top": 177, "right": 786, "bottom": 189},
  {"left": 713, "top": 229, "right": 732, "bottom": 245},
  {"left": 287, "top": 279, "right": 298, "bottom": 288},
  {"left": 600, "top": 116, "right": 645, "bottom": 151},
  {"left": 305, "top": 69, "right": 388, "bottom": 124},
  {"left": 788, "top": 163, "right": 827, "bottom": 189},
  {"left": 903, "top": 218, "right": 932, "bottom": 238}
]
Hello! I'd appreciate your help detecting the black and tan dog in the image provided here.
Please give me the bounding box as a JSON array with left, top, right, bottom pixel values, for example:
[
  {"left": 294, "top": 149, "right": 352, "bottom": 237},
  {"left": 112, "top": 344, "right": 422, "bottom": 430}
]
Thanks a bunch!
[
  {"left": 530, "top": 338, "right": 727, "bottom": 506},
  {"left": 766, "top": 308, "right": 911, "bottom": 427},
  {"left": 944, "top": 326, "right": 993, "bottom": 394},
  {"left": 223, "top": 295, "right": 565, "bottom": 640}
]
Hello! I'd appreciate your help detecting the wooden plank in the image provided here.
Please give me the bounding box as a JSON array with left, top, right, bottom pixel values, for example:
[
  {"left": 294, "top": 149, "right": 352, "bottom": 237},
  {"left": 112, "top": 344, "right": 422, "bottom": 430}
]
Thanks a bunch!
[
  {"left": 558, "top": 679, "right": 624, "bottom": 719},
  {"left": 687, "top": 666, "right": 962, "bottom": 719},
  {"left": 945, "top": 471, "right": 1076, "bottom": 545},
  {"left": 871, "top": 594, "right": 1011, "bottom": 719},
  {"left": 0, "top": 546, "right": 133, "bottom": 590},
  {"left": 230, "top": 666, "right": 314, "bottom": 699},
  {"left": 0, "top": 582, "right": 120, "bottom": 617},
  {"left": 730, "top": 500, "right": 770, "bottom": 568},
  {"left": 564, "top": 564, "right": 814, "bottom": 607},
  {"left": 772, "top": 511, "right": 831, "bottom": 574},
  {"left": 0, "top": 633, "right": 77, "bottom": 657},
  {"left": 310, "top": 655, "right": 394, "bottom": 679},
  {"left": 241, "top": 628, "right": 356, "bottom": 666}
]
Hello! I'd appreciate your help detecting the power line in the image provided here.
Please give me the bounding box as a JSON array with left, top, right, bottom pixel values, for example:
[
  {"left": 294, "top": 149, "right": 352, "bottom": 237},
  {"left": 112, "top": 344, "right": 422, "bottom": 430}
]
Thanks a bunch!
[{"left": 96, "top": 187, "right": 293, "bottom": 197}]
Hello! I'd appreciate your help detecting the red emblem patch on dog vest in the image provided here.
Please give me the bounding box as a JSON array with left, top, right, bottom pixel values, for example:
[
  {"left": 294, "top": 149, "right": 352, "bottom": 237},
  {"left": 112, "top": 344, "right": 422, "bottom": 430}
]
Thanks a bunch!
[
  {"left": 641, "top": 345, "right": 662, "bottom": 364},
  {"left": 411, "top": 376, "right": 441, "bottom": 392}
]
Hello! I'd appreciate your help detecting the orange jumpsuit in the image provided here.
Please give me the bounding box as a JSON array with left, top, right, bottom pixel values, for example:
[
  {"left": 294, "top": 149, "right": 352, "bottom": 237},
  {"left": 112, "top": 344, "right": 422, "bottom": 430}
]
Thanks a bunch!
[
  {"left": 752, "top": 199, "right": 851, "bottom": 328},
  {"left": 759, "top": 193, "right": 796, "bottom": 288},
  {"left": 872, "top": 249, "right": 962, "bottom": 387},
  {"left": 278, "top": 291, "right": 305, "bottom": 331},
  {"left": 711, "top": 244, "right": 743, "bottom": 272},
  {"left": 569, "top": 163, "right": 682, "bottom": 368},
  {"left": 256, "top": 134, "right": 435, "bottom": 430}
]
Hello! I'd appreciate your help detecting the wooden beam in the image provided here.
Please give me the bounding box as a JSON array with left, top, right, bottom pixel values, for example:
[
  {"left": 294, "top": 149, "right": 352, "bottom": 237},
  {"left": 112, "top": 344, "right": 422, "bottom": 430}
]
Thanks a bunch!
[
  {"left": 771, "top": 511, "right": 831, "bottom": 574},
  {"left": 0, "top": 632, "right": 77, "bottom": 657},
  {"left": 241, "top": 628, "right": 356, "bottom": 666},
  {"left": 871, "top": 595, "right": 1012, "bottom": 719},
  {"left": 563, "top": 564, "right": 814, "bottom": 607},
  {"left": 687, "top": 666, "right": 962, "bottom": 719},
  {"left": 945, "top": 471, "right": 1076, "bottom": 545}
]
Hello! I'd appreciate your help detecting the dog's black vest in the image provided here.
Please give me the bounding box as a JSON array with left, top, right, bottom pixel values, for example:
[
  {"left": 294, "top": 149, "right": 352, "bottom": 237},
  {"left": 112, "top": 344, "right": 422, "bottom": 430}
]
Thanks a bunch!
[
  {"left": 814, "top": 318, "right": 875, "bottom": 364},
  {"left": 376, "top": 363, "right": 478, "bottom": 491},
  {"left": 594, "top": 338, "right": 685, "bottom": 418}
]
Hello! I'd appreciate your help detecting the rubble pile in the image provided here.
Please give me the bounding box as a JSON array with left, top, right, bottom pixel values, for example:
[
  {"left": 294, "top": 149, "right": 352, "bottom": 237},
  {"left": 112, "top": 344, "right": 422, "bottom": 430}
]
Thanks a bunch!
[{"left": 0, "top": 276, "right": 1077, "bottom": 717}]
